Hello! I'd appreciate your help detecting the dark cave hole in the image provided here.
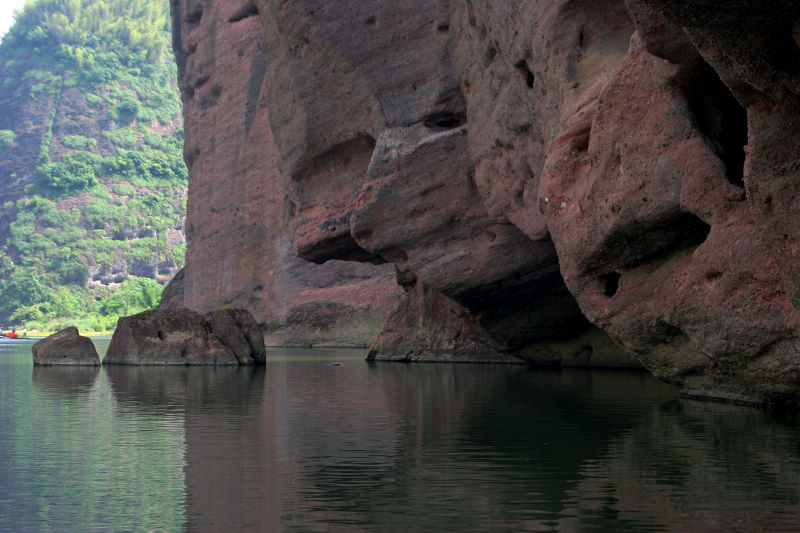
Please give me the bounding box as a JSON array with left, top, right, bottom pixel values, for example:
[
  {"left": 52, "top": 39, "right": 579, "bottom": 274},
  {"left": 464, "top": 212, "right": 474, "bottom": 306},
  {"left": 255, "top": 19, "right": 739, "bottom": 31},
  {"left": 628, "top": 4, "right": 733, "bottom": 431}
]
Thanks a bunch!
[
  {"left": 600, "top": 273, "right": 621, "bottom": 297},
  {"left": 423, "top": 110, "right": 466, "bottom": 130},
  {"left": 515, "top": 60, "right": 535, "bottom": 89},
  {"left": 593, "top": 213, "right": 712, "bottom": 294},
  {"left": 460, "top": 263, "right": 593, "bottom": 350},
  {"left": 626, "top": 213, "right": 712, "bottom": 270},
  {"left": 186, "top": 7, "right": 203, "bottom": 24},
  {"left": 157, "top": 330, "right": 165, "bottom": 340},
  {"left": 484, "top": 46, "right": 498, "bottom": 65},
  {"left": 303, "top": 232, "right": 387, "bottom": 265},
  {"left": 683, "top": 64, "right": 748, "bottom": 188},
  {"left": 229, "top": 3, "right": 259, "bottom": 23}
]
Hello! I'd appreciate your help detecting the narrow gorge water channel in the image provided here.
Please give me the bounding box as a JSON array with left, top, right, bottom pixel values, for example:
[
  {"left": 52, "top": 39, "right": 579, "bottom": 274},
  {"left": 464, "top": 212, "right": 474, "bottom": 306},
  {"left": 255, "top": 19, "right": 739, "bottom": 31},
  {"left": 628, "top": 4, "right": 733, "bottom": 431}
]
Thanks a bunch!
[{"left": 1, "top": 338, "right": 799, "bottom": 532}]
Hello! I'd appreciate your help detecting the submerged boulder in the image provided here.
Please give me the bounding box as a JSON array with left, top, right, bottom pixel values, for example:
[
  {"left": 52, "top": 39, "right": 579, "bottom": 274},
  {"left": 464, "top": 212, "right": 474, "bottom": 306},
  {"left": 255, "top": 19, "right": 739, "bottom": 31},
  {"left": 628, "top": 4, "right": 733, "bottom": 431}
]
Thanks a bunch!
[
  {"left": 32, "top": 327, "right": 101, "bottom": 366},
  {"left": 103, "top": 308, "right": 266, "bottom": 366}
]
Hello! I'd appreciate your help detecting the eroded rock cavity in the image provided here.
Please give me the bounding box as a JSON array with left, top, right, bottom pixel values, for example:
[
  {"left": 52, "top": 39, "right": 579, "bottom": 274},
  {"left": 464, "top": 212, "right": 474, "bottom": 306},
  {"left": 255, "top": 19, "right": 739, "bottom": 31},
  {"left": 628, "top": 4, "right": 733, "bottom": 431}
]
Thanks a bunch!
[{"left": 172, "top": 0, "right": 800, "bottom": 406}]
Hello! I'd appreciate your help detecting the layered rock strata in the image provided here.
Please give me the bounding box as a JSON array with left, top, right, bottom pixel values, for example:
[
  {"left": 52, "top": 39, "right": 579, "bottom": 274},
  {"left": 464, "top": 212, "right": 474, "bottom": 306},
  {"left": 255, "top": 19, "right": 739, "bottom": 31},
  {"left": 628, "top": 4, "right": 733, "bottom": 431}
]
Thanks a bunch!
[
  {"left": 171, "top": 0, "right": 800, "bottom": 405},
  {"left": 104, "top": 308, "right": 266, "bottom": 365}
]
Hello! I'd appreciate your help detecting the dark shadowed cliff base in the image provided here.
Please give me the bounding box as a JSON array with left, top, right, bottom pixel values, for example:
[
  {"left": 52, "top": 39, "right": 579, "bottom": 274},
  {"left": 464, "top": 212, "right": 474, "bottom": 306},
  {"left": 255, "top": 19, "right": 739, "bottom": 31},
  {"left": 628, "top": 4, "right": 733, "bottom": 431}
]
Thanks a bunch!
[{"left": 165, "top": 0, "right": 800, "bottom": 407}]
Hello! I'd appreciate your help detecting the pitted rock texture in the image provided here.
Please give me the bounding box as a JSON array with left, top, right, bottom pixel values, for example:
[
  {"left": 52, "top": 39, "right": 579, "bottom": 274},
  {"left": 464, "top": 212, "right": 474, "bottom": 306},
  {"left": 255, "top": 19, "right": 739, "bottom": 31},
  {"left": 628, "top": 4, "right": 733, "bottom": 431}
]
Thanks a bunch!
[
  {"left": 367, "top": 282, "right": 518, "bottom": 364},
  {"left": 32, "top": 327, "right": 100, "bottom": 366},
  {"left": 173, "top": 0, "right": 800, "bottom": 404},
  {"left": 366, "top": 281, "right": 638, "bottom": 366},
  {"left": 104, "top": 308, "right": 266, "bottom": 365},
  {"left": 252, "top": 0, "right": 627, "bottom": 366},
  {"left": 168, "top": 0, "right": 402, "bottom": 346}
]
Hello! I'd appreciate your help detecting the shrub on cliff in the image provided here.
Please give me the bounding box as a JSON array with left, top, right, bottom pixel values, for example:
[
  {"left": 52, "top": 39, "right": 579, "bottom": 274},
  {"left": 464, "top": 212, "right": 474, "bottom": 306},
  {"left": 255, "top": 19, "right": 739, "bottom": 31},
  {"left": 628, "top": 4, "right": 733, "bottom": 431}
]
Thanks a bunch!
[
  {"left": 37, "top": 160, "right": 98, "bottom": 194},
  {"left": 109, "top": 97, "right": 141, "bottom": 125},
  {"left": 60, "top": 134, "right": 97, "bottom": 150},
  {"left": 0, "top": 129, "right": 15, "bottom": 148}
]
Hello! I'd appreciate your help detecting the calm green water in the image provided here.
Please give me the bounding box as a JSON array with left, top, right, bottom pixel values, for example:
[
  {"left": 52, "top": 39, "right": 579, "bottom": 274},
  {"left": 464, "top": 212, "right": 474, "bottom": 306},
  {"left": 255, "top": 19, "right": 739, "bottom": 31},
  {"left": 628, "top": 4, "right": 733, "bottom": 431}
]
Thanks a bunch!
[{"left": 1, "top": 338, "right": 800, "bottom": 532}]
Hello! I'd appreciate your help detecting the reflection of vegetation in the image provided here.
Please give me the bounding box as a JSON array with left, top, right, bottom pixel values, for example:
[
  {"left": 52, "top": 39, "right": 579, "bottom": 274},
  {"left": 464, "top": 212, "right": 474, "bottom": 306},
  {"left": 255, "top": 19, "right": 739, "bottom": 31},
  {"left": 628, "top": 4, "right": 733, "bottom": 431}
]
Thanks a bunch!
[
  {"left": 0, "top": 349, "right": 186, "bottom": 531},
  {"left": 0, "top": 0, "right": 186, "bottom": 328}
]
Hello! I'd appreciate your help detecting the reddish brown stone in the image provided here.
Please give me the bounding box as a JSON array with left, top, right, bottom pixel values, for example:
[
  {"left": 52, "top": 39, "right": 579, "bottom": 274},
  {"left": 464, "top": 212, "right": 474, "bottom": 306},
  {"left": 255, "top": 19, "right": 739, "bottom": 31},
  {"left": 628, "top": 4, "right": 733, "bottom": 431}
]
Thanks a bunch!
[
  {"left": 104, "top": 308, "right": 265, "bottom": 365},
  {"left": 367, "top": 282, "right": 517, "bottom": 363},
  {"left": 32, "top": 326, "right": 100, "bottom": 366},
  {"left": 170, "top": 0, "right": 402, "bottom": 345},
  {"left": 171, "top": 0, "right": 800, "bottom": 404},
  {"left": 251, "top": 0, "right": 626, "bottom": 364}
]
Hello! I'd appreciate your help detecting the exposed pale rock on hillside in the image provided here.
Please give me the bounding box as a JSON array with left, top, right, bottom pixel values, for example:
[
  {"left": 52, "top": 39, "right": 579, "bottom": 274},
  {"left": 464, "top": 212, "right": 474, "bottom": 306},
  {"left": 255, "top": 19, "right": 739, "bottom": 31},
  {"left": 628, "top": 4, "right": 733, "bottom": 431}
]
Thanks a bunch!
[{"left": 170, "top": 0, "right": 800, "bottom": 405}]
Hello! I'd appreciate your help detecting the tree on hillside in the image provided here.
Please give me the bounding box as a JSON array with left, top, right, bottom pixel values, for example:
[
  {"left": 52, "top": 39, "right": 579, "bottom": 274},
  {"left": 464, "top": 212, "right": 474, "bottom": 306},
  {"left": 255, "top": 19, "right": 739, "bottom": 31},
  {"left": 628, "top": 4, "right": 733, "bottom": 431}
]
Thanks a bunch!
[
  {"left": 2, "top": 0, "right": 169, "bottom": 63},
  {"left": 0, "top": 0, "right": 186, "bottom": 330}
]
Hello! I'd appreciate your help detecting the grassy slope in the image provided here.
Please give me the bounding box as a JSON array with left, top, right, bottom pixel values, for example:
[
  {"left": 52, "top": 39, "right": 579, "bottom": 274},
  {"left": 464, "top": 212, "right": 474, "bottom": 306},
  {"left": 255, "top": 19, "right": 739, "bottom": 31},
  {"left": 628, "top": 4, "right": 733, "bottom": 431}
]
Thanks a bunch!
[{"left": 0, "top": 0, "right": 186, "bottom": 332}]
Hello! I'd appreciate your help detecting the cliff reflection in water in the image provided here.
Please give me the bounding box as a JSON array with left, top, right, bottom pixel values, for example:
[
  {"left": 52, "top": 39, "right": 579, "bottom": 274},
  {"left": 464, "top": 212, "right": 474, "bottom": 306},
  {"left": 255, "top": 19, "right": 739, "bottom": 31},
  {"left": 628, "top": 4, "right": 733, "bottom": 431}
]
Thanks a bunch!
[{"left": 103, "top": 350, "right": 800, "bottom": 532}]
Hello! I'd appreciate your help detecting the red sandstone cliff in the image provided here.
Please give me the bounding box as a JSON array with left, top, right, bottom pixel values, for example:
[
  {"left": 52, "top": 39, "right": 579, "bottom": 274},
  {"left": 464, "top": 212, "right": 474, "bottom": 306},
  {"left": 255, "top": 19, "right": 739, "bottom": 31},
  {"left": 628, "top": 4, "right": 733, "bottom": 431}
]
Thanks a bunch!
[
  {"left": 169, "top": 0, "right": 800, "bottom": 406},
  {"left": 166, "top": 0, "right": 403, "bottom": 346}
]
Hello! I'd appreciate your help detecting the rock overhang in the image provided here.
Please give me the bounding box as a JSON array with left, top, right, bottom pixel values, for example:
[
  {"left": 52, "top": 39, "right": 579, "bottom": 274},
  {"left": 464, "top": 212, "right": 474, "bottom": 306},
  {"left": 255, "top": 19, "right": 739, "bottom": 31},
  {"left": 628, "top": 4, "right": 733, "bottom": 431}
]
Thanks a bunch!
[{"left": 172, "top": 0, "right": 800, "bottom": 406}]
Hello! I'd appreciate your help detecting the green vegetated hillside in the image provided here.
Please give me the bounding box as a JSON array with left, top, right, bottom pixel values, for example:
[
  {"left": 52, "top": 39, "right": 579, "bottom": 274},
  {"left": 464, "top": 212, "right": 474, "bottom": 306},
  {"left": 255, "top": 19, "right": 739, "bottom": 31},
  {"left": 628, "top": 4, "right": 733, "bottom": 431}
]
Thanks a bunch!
[{"left": 0, "top": 0, "right": 187, "bottom": 332}]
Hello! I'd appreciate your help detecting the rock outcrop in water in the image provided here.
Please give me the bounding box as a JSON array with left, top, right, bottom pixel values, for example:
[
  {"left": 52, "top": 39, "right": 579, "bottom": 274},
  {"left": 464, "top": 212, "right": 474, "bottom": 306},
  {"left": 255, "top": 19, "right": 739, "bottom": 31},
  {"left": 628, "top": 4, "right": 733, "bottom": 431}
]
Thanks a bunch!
[
  {"left": 169, "top": 0, "right": 800, "bottom": 406},
  {"left": 32, "top": 327, "right": 100, "bottom": 366},
  {"left": 104, "top": 308, "right": 266, "bottom": 365}
]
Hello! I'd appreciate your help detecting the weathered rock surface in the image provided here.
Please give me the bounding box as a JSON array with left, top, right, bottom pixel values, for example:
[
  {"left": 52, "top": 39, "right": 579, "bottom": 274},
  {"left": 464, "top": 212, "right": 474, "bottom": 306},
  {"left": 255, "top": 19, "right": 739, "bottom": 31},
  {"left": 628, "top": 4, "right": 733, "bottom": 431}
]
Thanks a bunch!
[
  {"left": 104, "top": 308, "right": 266, "bottom": 365},
  {"left": 368, "top": 282, "right": 518, "bottom": 363},
  {"left": 368, "top": 281, "right": 638, "bottom": 367},
  {"left": 171, "top": 1, "right": 800, "bottom": 404},
  {"left": 168, "top": 0, "right": 403, "bottom": 346},
  {"left": 158, "top": 266, "right": 185, "bottom": 310},
  {"left": 32, "top": 327, "right": 100, "bottom": 366}
]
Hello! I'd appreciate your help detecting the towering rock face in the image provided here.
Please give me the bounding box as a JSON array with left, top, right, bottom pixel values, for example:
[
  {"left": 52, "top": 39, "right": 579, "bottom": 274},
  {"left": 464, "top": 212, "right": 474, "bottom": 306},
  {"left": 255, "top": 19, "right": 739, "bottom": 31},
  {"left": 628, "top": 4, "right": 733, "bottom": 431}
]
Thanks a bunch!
[
  {"left": 171, "top": 0, "right": 800, "bottom": 405},
  {"left": 168, "top": 0, "right": 403, "bottom": 346},
  {"left": 251, "top": 0, "right": 632, "bottom": 366}
]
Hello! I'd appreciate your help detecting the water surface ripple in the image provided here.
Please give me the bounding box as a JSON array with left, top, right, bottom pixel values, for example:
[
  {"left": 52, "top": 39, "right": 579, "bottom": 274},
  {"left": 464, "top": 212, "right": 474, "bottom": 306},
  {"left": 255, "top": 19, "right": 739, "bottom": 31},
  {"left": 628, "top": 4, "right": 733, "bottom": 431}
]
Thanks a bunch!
[{"left": 1, "top": 340, "right": 799, "bottom": 531}]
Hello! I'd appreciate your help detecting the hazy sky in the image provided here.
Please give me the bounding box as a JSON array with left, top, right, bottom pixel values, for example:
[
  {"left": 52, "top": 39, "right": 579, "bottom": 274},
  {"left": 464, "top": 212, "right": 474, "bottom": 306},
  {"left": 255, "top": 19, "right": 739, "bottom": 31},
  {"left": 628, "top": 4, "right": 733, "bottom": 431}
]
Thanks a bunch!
[{"left": 0, "top": 0, "right": 29, "bottom": 41}]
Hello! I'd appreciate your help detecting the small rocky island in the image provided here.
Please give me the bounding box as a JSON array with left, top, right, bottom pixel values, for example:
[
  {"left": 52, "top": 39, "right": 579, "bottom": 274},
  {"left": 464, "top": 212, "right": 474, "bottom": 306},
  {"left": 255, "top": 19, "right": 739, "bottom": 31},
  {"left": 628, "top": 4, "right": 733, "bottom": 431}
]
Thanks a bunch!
[
  {"left": 32, "top": 327, "right": 101, "bottom": 366},
  {"left": 103, "top": 308, "right": 266, "bottom": 365}
]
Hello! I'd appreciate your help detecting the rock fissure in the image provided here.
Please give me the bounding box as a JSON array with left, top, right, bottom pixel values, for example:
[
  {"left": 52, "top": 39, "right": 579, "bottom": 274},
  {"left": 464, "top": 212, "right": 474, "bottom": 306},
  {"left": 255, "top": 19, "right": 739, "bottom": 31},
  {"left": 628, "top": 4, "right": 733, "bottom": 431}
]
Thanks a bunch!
[
  {"left": 681, "top": 62, "right": 748, "bottom": 188},
  {"left": 229, "top": 3, "right": 259, "bottom": 23}
]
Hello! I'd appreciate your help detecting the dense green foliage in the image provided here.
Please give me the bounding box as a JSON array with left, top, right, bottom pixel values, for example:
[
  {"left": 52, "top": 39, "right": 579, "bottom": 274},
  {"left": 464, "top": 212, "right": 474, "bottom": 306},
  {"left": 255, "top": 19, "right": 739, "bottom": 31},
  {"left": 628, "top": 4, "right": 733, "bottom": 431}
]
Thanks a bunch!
[
  {"left": 0, "top": 130, "right": 14, "bottom": 148},
  {"left": 0, "top": 0, "right": 186, "bottom": 331},
  {"left": 2, "top": 0, "right": 169, "bottom": 65}
]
